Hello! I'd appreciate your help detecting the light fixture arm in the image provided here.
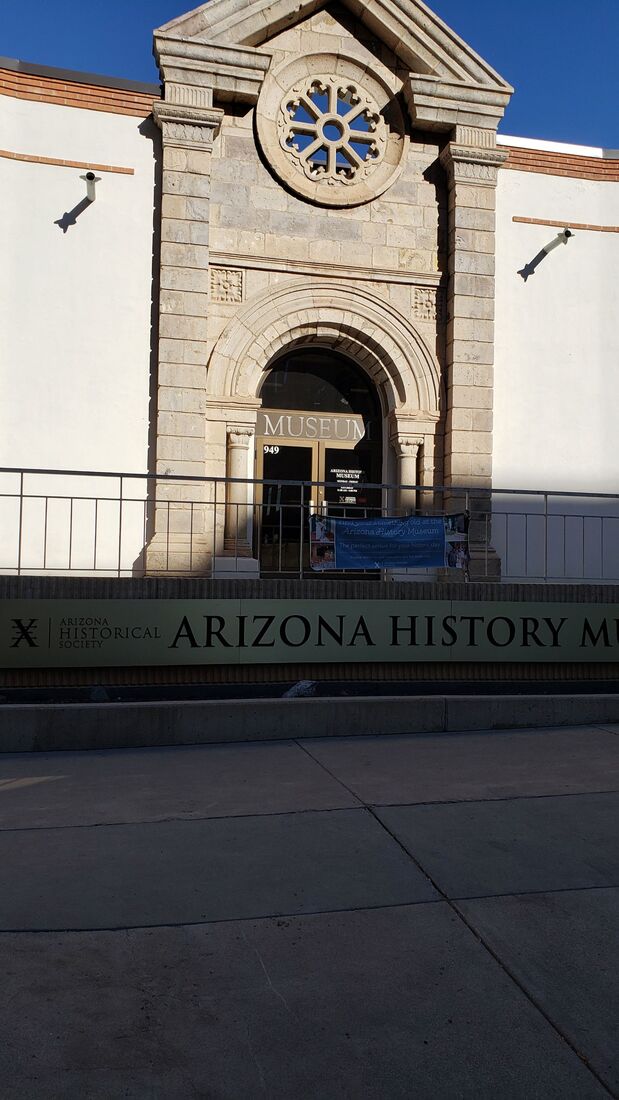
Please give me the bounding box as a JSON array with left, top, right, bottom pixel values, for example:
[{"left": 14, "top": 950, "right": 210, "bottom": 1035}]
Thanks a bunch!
[
  {"left": 543, "top": 228, "right": 574, "bottom": 255},
  {"left": 79, "top": 171, "right": 101, "bottom": 202}
]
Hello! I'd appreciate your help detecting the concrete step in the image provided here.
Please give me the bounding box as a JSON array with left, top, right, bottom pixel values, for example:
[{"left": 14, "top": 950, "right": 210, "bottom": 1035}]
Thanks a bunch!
[{"left": 1, "top": 694, "right": 618, "bottom": 752}]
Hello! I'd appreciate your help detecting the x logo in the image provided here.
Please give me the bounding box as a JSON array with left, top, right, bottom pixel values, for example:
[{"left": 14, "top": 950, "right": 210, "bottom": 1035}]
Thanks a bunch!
[{"left": 10, "top": 619, "right": 39, "bottom": 648}]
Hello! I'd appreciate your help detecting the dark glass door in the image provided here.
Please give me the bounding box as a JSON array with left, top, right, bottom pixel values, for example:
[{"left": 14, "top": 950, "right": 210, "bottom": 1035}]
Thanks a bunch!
[{"left": 259, "top": 444, "right": 314, "bottom": 575}]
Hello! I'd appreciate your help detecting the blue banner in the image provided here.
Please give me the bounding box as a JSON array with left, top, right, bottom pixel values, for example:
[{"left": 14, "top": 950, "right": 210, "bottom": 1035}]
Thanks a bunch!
[
  {"left": 311, "top": 513, "right": 469, "bottom": 571},
  {"left": 310, "top": 514, "right": 450, "bottom": 570}
]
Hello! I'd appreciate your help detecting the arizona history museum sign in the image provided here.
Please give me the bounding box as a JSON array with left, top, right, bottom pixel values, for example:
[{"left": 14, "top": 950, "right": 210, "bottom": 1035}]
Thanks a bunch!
[{"left": 2, "top": 599, "right": 619, "bottom": 667}]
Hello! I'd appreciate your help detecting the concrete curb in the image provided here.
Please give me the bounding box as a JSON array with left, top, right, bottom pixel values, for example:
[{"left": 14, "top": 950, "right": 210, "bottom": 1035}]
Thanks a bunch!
[{"left": 1, "top": 695, "right": 618, "bottom": 752}]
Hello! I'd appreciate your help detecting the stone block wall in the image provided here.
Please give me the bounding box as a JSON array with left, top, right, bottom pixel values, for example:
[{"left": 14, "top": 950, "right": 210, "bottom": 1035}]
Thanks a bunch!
[{"left": 147, "top": 0, "right": 511, "bottom": 573}]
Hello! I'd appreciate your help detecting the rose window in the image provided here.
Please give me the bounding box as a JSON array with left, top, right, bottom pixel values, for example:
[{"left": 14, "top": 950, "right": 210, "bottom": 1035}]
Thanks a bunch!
[{"left": 278, "top": 77, "right": 387, "bottom": 186}]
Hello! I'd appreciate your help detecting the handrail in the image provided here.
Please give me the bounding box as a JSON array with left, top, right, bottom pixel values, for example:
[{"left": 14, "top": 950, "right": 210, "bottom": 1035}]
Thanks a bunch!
[{"left": 1, "top": 466, "right": 618, "bottom": 501}]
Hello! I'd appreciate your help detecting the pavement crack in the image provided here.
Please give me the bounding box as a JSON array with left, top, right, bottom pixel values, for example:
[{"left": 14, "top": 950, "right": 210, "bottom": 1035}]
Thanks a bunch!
[
  {"left": 595, "top": 724, "right": 619, "bottom": 737},
  {"left": 369, "top": 788, "right": 619, "bottom": 808},
  {"left": 243, "top": 1020, "right": 269, "bottom": 1095},
  {"left": 294, "top": 739, "right": 365, "bottom": 806},
  {"left": 241, "top": 929, "right": 293, "bottom": 1015},
  {"left": 367, "top": 805, "right": 615, "bottom": 1098},
  {"left": 0, "top": 804, "right": 360, "bottom": 835}
]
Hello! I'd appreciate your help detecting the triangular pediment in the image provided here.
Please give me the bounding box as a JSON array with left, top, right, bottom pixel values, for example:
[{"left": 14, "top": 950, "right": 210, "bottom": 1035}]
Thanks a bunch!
[{"left": 157, "top": 0, "right": 512, "bottom": 91}]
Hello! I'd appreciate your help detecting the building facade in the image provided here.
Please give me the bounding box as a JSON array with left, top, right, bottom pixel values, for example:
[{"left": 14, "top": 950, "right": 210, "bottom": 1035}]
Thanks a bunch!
[{"left": 1, "top": 0, "right": 618, "bottom": 581}]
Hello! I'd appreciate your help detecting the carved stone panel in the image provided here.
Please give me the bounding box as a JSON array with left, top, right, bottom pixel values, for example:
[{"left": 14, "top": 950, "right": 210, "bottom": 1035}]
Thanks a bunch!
[
  {"left": 210, "top": 268, "right": 244, "bottom": 303},
  {"left": 413, "top": 287, "right": 446, "bottom": 324}
]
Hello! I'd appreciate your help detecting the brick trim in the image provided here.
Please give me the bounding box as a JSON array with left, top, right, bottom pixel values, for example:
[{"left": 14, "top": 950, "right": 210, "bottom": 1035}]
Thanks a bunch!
[
  {"left": 513, "top": 215, "right": 619, "bottom": 234},
  {"left": 2, "top": 67, "right": 617, "bottom": 179},
  {"left": 0, "top": 148, "right": 134, "bottom": 175},
  {"left": 0, "top": 67, "right": 159, "bottom": 117},
  {"left": 503, "top": 144, "right": 619, "bottom": 182}
]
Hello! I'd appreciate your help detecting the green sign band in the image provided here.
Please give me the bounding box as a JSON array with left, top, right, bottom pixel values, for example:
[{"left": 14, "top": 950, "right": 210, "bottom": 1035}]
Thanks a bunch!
[{"left": 2, "top": 599, "right": 619, "bottom": 668}]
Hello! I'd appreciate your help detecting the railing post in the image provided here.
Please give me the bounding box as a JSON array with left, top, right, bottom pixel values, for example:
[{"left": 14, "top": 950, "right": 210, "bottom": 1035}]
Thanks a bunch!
[
  {"left": 298, "top": 482, "right": 303, "bottom": 579},
  {"left": 44, "top": 496, "right": 49, "bottom": 572},
  {"left": 543, "top": 492, "right": 548, "bottom": 582},
  {"left": 117, "top": 475, "right": 124, "bottom": 578},
  {"left": 68, "top": 497, "right": 74, "bottom": 572},
  {"left": 17, "top": 470, "right": 24, "bottom": 576}
]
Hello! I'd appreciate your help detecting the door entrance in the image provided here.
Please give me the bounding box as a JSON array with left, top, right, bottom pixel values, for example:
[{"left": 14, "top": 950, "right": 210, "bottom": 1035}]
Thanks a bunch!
[
  {"left": 254, "top": 348, "right": 383, "bottom": 576},
  {"left": 258, "top": 443, "right": 314, "bottom": 575}
]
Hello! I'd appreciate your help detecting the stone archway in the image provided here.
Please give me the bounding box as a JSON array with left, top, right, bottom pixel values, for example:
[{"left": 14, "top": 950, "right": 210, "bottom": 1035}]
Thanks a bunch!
[
  {"left": 147, "top": 280, "right": 443, "bottom": 574},
  {"left": 207, "top": 280, "right": 441, "bottom": 423},
  {"left": 204, "top": 281, "right": 443, "bottom": 562}
]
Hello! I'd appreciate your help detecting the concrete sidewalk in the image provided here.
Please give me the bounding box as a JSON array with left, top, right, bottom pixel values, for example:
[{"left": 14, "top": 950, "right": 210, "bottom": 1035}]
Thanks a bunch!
[{"left": 0, "top": 723, "right": 618, "bottom": 1098}]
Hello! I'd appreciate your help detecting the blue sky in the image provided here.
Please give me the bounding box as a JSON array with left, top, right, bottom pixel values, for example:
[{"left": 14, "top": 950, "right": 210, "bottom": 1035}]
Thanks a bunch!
[{"left": 1, "top": 0, "right": 616, "bottom": 147}]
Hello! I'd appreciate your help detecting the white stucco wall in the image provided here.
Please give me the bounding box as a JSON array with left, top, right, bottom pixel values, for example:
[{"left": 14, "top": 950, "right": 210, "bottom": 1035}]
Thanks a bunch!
[
  {"left": 0, "top": 94, "right": 157, "bottom": 572},
  {"left": 494, "top": 156, "right": 619, "bottom": 494},
  {"left": 3, "top": 91, "right": 618, "bottom": 580},
  {"left": 494, "top": 154, "right": 619, "bottom": 579}
]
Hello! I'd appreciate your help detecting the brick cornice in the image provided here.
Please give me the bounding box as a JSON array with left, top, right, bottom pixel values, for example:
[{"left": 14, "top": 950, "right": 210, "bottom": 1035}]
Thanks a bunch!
[
  {"left": 502, "top": 144, "right": 619, "bottom": 182},
  {"left": 0, "top": 66, "right": 159, "bottom": 117}
]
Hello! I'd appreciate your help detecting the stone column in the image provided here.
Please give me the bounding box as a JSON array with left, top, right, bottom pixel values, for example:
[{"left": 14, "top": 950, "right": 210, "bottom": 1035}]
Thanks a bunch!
[
  {"left": 405, "top": 71, "right": 512, "bottom": 576},
  {"left": 224, "top": 426, "right": 254, "bottom": 556},
  {"left": 439, "top": 136, "right": 508, "bottom": 576},
  {"left": 145, "top": 93, "right": 223, "bottom": 574},
  {"left": 392, "top": 437, "right": 422, "bottom": 514},
  {"left": 144, "top": 30, "right": 271, "bottom": 575}
]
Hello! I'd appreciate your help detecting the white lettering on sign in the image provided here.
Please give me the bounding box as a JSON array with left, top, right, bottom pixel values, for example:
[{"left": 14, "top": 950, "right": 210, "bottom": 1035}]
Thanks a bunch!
[
  {"left": 262, "top": 413, "right": 284, "bottom": 436},
  {"left": 258, "top": 411, "right": 367, "bottom": 442}
]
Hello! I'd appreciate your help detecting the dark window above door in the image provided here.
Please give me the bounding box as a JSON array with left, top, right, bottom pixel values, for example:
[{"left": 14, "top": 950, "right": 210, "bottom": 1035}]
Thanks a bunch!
[{"left": 260, "top": 349, "right": 381, "bottom": 423}]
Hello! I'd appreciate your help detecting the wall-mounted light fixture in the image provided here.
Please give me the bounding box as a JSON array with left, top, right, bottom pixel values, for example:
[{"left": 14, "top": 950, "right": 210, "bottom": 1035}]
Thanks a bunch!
[
  {"left": 543, "top": 228, "right": 574, "bottom": 253},
  {"left": 79, "top": 170, "right": 101, "bottom": 202},
  {"left": 518, "top": 228, "right": 574, "bottom": 281}
]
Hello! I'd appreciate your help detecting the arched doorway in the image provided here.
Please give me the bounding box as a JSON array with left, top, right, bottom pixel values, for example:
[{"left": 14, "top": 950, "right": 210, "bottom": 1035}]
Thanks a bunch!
[{"left": 255, "top": 348, "right": 383, "bottom": 574}]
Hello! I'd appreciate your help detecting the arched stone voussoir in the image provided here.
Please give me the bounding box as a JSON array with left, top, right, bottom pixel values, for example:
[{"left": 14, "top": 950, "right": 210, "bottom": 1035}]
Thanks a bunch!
[{"left": 206, "top": 281, "right": 441, "bottom": 417}]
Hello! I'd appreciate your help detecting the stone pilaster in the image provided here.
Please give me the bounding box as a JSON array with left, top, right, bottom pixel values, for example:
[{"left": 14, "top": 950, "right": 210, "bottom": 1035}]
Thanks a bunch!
[
  {"left": 146, "top": 30, "right": 270, "bottom": 575},
  {"left": 224, "top": 425, "right": 254, "bottom": 556},
  {"left": 391, "top": 436, "right": 423, "bottom": 514},
  {"left": 440, "top": 140, "right": 505, "bottom": 487},
  {"left": 439, "top": 138, "right": 507, "bottom": 575},
  {"left": 155, "top": 99, "right": 223, "bottom": 484},
  {"left": 146, "top": 100, "right": 223, "bottom": 574}
]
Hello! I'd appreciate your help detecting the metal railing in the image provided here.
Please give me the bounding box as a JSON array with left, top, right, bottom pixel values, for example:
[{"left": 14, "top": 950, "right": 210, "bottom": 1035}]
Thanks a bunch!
[{"left": 1, "top": 466, "right": 619, "bottom": 582}]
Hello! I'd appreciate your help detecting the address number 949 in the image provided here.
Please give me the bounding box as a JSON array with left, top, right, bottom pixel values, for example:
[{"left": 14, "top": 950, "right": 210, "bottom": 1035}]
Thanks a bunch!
[{"left": 264, "top": 445, "right": 280, "bottom": 455}]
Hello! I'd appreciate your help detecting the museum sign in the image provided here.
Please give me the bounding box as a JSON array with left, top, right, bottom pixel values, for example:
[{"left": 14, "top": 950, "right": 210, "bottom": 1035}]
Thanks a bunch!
[{"left": 2, "top": 599, "right": 619, "bottom": 667}]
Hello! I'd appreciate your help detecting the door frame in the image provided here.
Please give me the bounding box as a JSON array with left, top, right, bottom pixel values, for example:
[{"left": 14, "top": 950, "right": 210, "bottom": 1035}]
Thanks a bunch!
[
  {"left": 254, "top": 436, "right": 363, "bottom": 571},
  {"left": 255, "top": 437, "right": 362, "bottom": 508},
  {"left": 254, "top": 439, "right": 316, "bottom": 572}
]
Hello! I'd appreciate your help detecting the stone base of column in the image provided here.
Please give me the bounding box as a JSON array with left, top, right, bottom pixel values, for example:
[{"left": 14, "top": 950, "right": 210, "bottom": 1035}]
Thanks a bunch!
[
  {"left": 468, "top": 543, "right": 502, "bottom": 580},
  {"left": 468, "top": 509, "right": 502, "bottom": 579},
  {"left": 145, "top": 533, "right": 212, "bottom": 577},
  {"left": 223, "top": 537, "right": 253, "bottom": 558},
  {"left": 213, "top": 556, "right": 260, "bottom": 580}
]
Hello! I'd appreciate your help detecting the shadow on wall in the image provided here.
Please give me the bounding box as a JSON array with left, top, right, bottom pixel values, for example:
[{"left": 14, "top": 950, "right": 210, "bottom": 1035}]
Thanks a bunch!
[
  {"left": 54, "top": 196, "right": 93, "bottom": 233},
  {"left": 422, "top": 148, "right": 449, "bottom": 488},
  {"left": 518, "top": 229, "right": 574, "bottom": 282},
  {"left": 133, "top": 115, "right": 163, "bottom": 576}
]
